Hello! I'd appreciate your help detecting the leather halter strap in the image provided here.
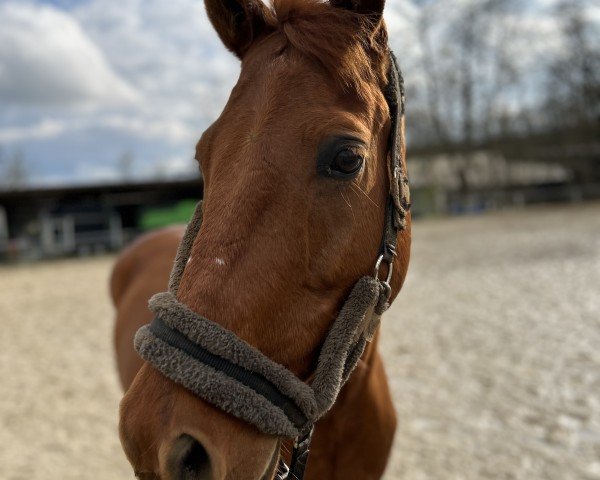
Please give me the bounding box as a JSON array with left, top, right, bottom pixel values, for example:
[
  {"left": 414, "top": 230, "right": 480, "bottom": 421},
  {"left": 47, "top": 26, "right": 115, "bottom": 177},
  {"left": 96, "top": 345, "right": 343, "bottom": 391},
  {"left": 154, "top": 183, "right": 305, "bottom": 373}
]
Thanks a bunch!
[{"left": 381, "top": 51, "right": 409, "bottom": 263}]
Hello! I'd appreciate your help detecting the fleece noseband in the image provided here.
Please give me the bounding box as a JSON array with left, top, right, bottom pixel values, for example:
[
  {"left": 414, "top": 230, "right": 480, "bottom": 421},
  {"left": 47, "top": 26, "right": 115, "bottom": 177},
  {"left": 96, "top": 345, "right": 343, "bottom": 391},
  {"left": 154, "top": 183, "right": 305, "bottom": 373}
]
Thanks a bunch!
[{"left": 134, "top": 51, "right": 408, "bottom": 479}]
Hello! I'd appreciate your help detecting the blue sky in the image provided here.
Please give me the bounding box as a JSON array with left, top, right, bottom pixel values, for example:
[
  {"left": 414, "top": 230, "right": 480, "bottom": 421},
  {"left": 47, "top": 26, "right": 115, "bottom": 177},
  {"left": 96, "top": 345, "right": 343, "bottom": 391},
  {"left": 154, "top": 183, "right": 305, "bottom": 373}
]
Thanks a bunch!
[
  {"left": 0, "top": 0, "right": 241, "bottom": 185},
  {"left": 0, "top": 0, "right": 591, "bottom": 187}
]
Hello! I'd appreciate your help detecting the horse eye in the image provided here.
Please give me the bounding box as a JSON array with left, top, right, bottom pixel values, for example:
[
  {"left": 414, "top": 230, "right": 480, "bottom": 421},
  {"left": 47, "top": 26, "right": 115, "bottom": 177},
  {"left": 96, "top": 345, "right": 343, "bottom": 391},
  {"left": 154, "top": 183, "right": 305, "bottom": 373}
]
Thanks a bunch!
[
  {"left": 331, "top": 149, "right": 364, "bottom": 176},
  {"left": 317, "top": 136, "right": 367, "bottom": 179}
]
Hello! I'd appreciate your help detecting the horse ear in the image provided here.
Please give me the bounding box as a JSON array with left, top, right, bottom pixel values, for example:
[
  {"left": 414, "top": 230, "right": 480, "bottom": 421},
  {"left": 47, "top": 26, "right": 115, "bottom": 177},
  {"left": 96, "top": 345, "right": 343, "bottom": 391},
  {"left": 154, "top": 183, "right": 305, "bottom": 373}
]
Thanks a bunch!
[
  {"left": 330, "top": 0, "right": 385, "bottom": 17},
  {"left": 205, "top": 0, "right": 270, "bottom": 58}
]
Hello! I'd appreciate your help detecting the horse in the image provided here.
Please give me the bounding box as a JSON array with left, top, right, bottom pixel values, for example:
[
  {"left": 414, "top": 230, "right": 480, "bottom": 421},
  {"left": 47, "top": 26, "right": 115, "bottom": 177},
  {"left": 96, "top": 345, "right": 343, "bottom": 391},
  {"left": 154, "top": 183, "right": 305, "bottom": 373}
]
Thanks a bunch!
[{"left": 112, "top": 0, "right": 411, "bottom": 478}]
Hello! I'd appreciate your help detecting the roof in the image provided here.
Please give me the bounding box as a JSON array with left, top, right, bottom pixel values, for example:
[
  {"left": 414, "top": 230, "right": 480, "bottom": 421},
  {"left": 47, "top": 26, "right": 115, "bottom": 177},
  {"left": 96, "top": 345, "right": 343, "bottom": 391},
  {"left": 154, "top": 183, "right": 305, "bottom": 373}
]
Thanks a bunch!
[{"left": 0, "top": 176, "right": 204, "bottom": 203}]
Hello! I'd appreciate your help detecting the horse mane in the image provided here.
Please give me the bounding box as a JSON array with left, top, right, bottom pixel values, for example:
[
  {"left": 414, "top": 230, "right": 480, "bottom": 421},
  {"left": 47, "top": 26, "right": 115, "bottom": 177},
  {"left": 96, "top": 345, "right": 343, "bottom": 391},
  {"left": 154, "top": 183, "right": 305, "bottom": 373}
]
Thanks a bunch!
[{"left": 262, "top": 0, "right": 390, "bottom": 102}]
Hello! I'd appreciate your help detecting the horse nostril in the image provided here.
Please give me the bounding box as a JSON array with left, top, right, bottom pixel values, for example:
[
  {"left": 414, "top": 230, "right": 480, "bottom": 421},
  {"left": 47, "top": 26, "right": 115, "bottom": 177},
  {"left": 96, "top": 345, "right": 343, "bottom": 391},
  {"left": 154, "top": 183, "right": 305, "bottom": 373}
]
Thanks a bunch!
[{"left": 169, "top": 434, "right": 212, "bottom": 480}]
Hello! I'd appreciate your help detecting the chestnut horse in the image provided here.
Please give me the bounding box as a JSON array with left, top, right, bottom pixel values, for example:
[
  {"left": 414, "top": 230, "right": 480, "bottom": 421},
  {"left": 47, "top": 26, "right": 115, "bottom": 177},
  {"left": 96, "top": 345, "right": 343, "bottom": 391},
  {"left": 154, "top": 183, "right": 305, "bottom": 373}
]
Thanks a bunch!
[{"left": 113, "top": 0, "right": 411, "bottom": 478}]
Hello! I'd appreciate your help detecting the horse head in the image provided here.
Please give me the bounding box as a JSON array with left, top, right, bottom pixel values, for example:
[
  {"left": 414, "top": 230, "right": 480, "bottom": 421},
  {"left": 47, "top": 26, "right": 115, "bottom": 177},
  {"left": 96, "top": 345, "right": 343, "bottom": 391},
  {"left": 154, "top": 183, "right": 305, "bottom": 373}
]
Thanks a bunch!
[{"left": 119, "top": 0, "right": 410, "bottom": 478}]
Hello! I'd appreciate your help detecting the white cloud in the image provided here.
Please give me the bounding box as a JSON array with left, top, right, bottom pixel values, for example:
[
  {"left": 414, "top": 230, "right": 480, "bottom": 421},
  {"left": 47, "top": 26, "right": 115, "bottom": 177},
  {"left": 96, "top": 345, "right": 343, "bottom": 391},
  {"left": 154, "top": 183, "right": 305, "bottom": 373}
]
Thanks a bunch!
[
  {"left": 97, "top": 115, "right": 194, "bottom": 143},
  {"left": 0, "top": 118, "right": 66, "bottom": 142},
  {"left": 152, "top": 155, "right": 198, "bottom": 180},
  {"left": 74, "top": 164, "right": 121, "bottom": 184},
  {"left": 68, "top": 154, "right": 198, "bottom": 186},
  {"left": 0, "top": 114, "right": 194, "bottom": 144},
  {"left": 0, "top": 2, "right": 138, "bottom": 106},
  {"left": 73, "top": 0, "right": 239, "bottom": 111}
]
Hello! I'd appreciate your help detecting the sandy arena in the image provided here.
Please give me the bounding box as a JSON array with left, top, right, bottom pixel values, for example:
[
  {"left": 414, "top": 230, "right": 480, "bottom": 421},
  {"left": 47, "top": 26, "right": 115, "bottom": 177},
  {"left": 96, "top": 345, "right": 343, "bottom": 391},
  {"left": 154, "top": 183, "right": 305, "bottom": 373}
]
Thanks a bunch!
[{"left": 1, "top": 204, "right": 599, "bottom": 480}]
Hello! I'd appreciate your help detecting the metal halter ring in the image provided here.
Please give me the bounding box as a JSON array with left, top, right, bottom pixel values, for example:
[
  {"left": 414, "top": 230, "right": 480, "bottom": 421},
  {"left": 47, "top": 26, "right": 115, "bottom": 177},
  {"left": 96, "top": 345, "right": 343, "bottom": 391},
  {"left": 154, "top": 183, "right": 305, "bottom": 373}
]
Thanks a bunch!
[
  {"left": 374, "top": 254, "right": 393, "bottom": 302},
  {"left": 374, "top": 254, "right": 393, "bottom": 284}
]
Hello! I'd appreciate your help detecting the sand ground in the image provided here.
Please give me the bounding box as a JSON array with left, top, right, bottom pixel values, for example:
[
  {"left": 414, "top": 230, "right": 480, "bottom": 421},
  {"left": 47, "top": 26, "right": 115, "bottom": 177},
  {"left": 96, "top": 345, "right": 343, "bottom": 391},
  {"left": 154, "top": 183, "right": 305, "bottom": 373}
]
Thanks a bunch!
[{"left": 1, "top": 203, "right": 598, "bottom": 480}]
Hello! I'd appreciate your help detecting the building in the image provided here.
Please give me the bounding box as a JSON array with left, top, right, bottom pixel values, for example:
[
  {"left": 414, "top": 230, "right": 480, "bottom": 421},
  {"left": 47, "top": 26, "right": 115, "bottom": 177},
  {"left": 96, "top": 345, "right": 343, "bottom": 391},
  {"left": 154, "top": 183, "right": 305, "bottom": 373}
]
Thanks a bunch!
[{"left": 0, "top": 178, "right": 203, "bottom": 260}]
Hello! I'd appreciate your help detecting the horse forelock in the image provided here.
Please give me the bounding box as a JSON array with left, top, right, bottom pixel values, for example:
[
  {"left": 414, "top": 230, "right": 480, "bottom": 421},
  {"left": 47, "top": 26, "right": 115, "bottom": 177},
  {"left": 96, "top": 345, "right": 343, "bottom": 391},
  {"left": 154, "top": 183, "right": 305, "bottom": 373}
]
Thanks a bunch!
[{"left": 252, "top": 0, "right": 390, "bottom": 104}]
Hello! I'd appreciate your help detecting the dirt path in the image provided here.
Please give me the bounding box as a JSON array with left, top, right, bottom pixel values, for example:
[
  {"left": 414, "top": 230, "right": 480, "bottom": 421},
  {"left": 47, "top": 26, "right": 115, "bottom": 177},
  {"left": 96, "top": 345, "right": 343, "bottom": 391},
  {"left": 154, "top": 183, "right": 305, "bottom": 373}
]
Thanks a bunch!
[
  {"left": 1, "top": 204, "right": 598, "bottom": 480},
  {"left": 381, "top": 203, "right": 600, "bottom": 480}
]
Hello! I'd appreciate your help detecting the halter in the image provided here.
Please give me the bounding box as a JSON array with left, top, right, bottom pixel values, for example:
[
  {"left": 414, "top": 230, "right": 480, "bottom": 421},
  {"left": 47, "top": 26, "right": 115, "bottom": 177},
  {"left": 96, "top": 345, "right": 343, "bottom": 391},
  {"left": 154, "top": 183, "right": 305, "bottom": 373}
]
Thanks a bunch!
[{"left": 134, "top": 51, "right": 408, "bottom": 480}]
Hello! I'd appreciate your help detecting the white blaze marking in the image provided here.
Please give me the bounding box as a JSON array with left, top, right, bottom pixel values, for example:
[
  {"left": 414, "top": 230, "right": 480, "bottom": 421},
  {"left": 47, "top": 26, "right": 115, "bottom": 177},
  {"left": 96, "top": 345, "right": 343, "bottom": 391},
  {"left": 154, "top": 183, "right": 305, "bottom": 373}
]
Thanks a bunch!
[{"left": 215, "top": 258, "right": 226, "bottom": 266}]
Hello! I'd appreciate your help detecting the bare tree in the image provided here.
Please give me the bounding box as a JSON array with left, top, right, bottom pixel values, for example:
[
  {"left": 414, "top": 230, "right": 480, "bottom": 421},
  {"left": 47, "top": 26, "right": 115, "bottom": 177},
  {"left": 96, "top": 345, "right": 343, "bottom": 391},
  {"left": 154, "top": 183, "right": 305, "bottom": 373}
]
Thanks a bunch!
[
  {"left": 412, "top": 0, "right": 524, "bottom": 145},
  {"left": 1, "top": 149, "right": 29, "bottom": 190},
  {"left": 411, "top": 0, "right": 523, "bottom": 193},
  {"left": 544, "top": 0, "right": 600, "bottom": 129},
  {"left": 118, "top": 151, "right": 135, "bottom": 182},
  {"left": 0, "top": 145, "right": 5, "bottom": 177}
]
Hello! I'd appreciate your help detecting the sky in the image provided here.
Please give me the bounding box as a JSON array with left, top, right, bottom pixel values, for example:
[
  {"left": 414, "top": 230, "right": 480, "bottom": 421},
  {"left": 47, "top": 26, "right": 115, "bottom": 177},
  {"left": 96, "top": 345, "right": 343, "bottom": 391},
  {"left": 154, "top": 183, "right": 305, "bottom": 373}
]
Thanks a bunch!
[{"left": 0, "top": 0, "right": 591, "bottom": 187}]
